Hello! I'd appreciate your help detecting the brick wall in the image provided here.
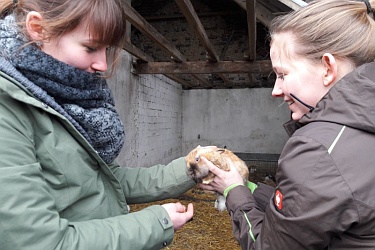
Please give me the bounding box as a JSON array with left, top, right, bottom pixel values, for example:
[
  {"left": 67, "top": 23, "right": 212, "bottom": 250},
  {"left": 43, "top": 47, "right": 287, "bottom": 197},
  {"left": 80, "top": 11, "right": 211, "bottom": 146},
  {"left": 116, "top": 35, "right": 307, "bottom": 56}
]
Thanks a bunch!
[{"left": 108, "top": 52, "right": 184, "bottom": 168}]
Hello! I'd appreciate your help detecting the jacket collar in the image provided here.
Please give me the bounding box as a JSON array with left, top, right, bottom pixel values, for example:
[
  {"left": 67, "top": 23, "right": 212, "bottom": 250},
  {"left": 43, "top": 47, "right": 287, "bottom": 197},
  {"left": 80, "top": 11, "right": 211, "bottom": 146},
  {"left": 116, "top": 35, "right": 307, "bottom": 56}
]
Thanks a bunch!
[{"left": 286, "top": 62, "right": 375, "bottom": 135}]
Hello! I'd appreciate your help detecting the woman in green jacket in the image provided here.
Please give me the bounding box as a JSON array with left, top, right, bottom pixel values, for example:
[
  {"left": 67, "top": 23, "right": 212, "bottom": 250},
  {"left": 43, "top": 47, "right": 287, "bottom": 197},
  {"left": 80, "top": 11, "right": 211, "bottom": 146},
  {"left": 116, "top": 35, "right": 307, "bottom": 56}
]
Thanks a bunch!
[{"left": 0, "top": 0, "right": 195, "bottom": 249}]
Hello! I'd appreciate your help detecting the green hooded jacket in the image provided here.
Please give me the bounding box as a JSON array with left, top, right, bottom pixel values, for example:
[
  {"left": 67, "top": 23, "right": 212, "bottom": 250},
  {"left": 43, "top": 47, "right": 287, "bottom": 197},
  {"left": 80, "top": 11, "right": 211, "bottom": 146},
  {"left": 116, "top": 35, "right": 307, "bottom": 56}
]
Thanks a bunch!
[{"left": 0, "top": 71, "right": 196, "bottom": 250}]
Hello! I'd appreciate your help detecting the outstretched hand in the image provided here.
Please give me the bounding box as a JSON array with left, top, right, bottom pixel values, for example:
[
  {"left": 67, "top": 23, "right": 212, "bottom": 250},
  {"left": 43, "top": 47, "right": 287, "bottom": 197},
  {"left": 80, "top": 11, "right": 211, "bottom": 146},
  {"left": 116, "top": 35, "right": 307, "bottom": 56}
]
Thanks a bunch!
[
  {"left": 198, "top": 157, "right": 245, "bottom": 194},
  {"left": 162, "top": 202, "right": 194, "bottom": 231}
]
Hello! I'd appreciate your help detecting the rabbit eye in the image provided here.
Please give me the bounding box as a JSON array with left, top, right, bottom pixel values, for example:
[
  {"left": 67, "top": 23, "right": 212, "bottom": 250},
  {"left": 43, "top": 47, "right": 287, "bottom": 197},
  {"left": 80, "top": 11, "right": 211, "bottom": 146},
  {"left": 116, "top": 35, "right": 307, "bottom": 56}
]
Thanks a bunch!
[{"left": 195, "top": 157, "right": 199, "bottom": 162}]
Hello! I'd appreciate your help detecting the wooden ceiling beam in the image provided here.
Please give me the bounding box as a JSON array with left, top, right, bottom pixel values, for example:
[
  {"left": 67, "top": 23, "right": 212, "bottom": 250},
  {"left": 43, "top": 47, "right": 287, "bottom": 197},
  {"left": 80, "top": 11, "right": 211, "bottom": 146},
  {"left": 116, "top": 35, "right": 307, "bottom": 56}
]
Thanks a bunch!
[
  {"left": 124, "top": 42, "right": 154, "bottom": 63},
  {"left": 122, "top": 1, "right": 186, "bottom": 62},
  {"left": 133, "top": 60, "right": 272, "bottom": 74},
  {"left": 123, "top": 44, "right": 205, "bottom": 88},
  {"left": 191, "top": 74, "right": 211, "bottom": 86},
  {"left": 143, "top": 11, "right": 242, "bottom": 21},
  {"left": 246, "top": 0, "right": 257, "bottom": 61},
  {"left": 217, "top": 73, "right": 232, "bottom": 87},
  {"left": 231, "top": 0, "right": 275, "bottom": 27},
  {"left": 175, "top": 0, "right": 220, "bottom": 62},
  {"left": 165, "top": 74, "right": 196, "bottom": 88},
  {"left": 123, "top": 1, "right": 213, "bottom": 86},
  {"left": 176, "top": 0, "right": 232, "bottom": 87}
]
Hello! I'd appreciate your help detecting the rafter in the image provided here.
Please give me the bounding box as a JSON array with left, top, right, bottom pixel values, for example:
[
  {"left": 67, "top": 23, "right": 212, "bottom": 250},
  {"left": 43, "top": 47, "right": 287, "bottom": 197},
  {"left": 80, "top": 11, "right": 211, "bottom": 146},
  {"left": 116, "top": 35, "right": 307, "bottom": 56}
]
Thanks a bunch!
[
  {"left": 124, "top": 0, "right": 296, "bottom": 89},
  {"left": 123, "top": 42, "right": 154, "bottom": 63},
  {"left": 176, "top": 0, "right": 219, "bottom": 62},
  {"left": 246, "top": 0, "right": 257, "bottom": 61},
  {"left": 231, "top": 0, "right": 275, "bottom": 26},
  {"left": 176, "top": 0, "right": 234, "bottom": 87},
  {"left": 133, "top": 60, "right": 272, "bottom": 75},
  {"left": 122, "top": 1, "right": 186, "bottom": 62}
]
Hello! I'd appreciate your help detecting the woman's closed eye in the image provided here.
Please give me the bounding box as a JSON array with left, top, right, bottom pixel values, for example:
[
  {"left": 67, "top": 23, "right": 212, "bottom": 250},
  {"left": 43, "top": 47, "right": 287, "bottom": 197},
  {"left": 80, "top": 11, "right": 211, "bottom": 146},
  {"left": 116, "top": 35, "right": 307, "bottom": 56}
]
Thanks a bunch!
[
  {"left": 85, "top": 46, "right": 98, "bottom": 53},
  {"left": 277, "top": 74, "right": 285, "bottom": 80}
]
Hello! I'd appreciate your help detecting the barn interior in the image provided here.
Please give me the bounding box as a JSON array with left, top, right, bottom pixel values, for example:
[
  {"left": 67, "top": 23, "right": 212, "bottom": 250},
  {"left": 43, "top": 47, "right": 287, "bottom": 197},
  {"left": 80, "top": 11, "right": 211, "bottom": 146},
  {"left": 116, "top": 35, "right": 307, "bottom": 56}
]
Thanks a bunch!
[{"left": 111, "top": 1, "right": 308, "bottom": 249}]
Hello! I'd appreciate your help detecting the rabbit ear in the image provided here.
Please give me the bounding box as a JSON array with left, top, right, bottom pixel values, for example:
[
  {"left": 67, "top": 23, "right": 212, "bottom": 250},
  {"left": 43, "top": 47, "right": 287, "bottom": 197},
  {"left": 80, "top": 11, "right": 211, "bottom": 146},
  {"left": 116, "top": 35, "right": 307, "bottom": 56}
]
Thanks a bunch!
[{"left": 217, "top": 148, "right": 225, "bottom": 154}]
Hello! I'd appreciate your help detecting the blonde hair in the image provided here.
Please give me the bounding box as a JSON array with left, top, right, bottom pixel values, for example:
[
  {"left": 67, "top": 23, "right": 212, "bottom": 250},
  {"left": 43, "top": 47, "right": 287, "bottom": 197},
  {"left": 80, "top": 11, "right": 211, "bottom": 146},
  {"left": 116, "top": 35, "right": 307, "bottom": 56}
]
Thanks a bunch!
[
  {"left": 270, "top": 0, "right": 375, "bottom": 67},
  {"left": 0, "top": 0, "right": 127, "bottom": 76}
]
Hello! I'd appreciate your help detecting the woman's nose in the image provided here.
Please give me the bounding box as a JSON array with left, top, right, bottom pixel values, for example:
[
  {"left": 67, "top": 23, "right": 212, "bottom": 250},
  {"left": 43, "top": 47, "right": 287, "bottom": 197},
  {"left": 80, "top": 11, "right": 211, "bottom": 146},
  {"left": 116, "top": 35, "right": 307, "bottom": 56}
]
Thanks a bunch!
[
  {"left": 91, "top": 48, "right": 108, "bottom": 72},
  {"left": 272, "top": 80, "right": 283, "bottom": 97}
]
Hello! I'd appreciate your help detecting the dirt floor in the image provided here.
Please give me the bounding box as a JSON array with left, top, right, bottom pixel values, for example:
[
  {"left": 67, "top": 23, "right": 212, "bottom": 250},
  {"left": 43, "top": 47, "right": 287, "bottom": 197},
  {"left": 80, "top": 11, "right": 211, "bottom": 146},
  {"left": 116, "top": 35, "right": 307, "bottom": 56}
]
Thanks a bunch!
[{"left": 131, "top": 167, "right": 277, "bottom": 250}]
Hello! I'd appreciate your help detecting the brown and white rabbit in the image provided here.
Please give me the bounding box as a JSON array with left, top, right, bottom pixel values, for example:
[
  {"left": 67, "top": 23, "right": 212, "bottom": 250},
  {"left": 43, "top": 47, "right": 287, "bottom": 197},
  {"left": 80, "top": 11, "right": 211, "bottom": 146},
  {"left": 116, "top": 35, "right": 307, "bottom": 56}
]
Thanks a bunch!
[{"left": 185, "top": 145, "right": 249, "bottom": 211}]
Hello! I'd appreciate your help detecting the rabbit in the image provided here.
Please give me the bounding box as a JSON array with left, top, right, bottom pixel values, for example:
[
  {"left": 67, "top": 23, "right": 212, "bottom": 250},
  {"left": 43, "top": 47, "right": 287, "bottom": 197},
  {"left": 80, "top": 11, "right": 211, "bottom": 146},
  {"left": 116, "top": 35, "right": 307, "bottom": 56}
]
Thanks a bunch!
[{"left": 185, "top": 145, "right": 249, "bottom": 211}]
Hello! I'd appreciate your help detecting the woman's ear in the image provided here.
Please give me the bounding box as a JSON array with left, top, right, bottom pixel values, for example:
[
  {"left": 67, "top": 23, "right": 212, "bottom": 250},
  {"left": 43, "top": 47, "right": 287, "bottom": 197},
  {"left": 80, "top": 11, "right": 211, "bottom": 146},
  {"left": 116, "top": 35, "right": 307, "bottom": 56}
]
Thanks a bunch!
[
  {"left": 321, "top": 53, "right": 337, "bottom": 87},
  {"left": 26, "top": 11, "right": 44, "bottom": 41}
]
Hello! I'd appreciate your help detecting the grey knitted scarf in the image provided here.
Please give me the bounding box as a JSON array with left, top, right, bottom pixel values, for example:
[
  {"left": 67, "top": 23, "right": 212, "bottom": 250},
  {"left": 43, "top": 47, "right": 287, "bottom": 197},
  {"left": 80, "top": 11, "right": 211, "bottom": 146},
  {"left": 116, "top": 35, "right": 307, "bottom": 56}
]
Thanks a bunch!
[{"left": 0, "top": 15, "right": 125, "bottom": 164}]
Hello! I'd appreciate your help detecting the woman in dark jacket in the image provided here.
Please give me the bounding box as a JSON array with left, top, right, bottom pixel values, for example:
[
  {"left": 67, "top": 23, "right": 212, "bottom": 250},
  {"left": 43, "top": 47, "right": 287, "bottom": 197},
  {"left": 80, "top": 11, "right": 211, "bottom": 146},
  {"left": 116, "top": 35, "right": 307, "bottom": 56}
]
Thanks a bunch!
[{"left": 201, "top": 0, "right": 375, "bottom": 249}]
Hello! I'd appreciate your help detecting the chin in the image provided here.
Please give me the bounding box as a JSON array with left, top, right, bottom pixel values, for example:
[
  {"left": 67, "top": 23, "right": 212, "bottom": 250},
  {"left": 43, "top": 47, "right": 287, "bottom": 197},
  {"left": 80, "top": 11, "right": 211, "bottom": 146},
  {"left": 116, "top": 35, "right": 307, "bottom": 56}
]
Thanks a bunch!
[{"left": 291, "top": 112, "right": 303, "bottom": 121}]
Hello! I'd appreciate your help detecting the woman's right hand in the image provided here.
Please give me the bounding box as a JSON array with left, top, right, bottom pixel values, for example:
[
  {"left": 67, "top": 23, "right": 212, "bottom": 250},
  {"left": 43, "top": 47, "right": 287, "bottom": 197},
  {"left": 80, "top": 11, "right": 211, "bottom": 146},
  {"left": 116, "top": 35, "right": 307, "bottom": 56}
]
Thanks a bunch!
[{"left": 198, "top": 157, "right": 245, "bottom": 194}]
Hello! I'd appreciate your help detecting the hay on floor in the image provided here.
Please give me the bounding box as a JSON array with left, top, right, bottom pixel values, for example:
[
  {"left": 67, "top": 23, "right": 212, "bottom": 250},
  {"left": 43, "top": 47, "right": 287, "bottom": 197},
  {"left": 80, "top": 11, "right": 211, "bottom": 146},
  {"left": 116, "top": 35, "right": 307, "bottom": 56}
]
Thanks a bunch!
[
  {"left": 130, "top": 166, "right": 277, "bottom": 249},
  {"left": 131, "top": 187, "right": 241, "bottom": 250}
]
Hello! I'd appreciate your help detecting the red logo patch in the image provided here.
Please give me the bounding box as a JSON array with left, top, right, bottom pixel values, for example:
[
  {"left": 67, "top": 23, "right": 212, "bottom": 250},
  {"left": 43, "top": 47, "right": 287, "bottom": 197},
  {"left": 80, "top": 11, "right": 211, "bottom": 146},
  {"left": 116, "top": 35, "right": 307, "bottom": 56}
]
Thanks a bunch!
[{"left": 274, "top": 190, "right": 283, "bottom": 210}]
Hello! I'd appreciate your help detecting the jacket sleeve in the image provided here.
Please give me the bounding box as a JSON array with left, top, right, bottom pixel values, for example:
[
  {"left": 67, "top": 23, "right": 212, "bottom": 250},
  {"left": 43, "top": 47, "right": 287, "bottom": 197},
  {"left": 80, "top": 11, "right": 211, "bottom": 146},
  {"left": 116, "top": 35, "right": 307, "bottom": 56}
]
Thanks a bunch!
[
  {"left": 225, "top": 184, "right": 271, "bottom": 250},
  {"left": 0, "top": 164, "right": 176, "bottom": 250},
  {"left": 253, "top": 182, "right": 275, "bottom": 212},
  {"left": 111, "top": 157, "right": 196, "bottom": 204}
]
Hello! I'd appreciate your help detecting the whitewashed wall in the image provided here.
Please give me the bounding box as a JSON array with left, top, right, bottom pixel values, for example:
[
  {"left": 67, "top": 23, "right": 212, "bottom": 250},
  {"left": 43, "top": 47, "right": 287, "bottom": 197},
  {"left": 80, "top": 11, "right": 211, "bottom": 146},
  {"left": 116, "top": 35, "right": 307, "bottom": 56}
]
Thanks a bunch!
[
  {"left": 109, "top": 51, "right": 290, "bottom": 167},
  {"left": 182, "top": 89, "right": 290, "bottom": 155}
]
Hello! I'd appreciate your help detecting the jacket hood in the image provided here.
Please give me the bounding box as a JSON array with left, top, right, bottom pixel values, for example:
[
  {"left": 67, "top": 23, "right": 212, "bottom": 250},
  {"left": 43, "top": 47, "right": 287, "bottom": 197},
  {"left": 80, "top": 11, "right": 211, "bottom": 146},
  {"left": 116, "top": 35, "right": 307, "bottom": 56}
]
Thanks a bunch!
[{"left": 300, "top": 62, "right": 375, "bottom": 134}]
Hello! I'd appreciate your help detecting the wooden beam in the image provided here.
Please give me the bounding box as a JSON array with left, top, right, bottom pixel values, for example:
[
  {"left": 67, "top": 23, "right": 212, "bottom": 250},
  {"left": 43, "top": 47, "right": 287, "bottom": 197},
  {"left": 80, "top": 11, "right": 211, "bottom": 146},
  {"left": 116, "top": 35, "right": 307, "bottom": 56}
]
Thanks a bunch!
[
  {"left": 122, "top": 39, "right": 203, "bottom": 88},
  {"left": 125, "top": 0, "right": 132, "bottom": 43},
  {"left": 176, "top": 0, "right": 232, "bottom": 87},
  {"left": 143, "top": 11, "right": 242, "bottom": 21},
  {"left": 217, "top": 73, "right": 232, "bottom": 86},
  {"left": 165, "top": 74, "right": 196, "bottom": 88},
  {"left": 122, "top": 1, "right": 186, "bottom": 62},
  {"left": 256, "top": 3, "right": 277, "bottom": 27},
  {"left": 231, "top": 0, "right": 275, "bottom": 27},
  {"left": 246, "top": 0, "right": 256, "bottom": 61},
  {"left": 123, "top": 2, "right": 213, "bottom": 86},
  {"left": 175, "top": 0, "right": 220, "bottom": 62},
  {"left": 123, "top": 42, "right": 154, "bottom": 62},
  {"left": 133, "top": 60, "right": 272, "bottom": 74},
  {"left": 191, "top": 74, "right": 211, "bottom": 86}
]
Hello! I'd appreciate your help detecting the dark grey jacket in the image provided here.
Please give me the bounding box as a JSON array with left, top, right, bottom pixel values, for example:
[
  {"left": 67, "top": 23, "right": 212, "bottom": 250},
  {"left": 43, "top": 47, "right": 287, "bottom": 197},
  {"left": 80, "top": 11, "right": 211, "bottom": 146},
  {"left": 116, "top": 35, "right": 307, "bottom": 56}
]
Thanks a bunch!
[{"left": 226, "top": 62, "right": 375, "bottom": 249}]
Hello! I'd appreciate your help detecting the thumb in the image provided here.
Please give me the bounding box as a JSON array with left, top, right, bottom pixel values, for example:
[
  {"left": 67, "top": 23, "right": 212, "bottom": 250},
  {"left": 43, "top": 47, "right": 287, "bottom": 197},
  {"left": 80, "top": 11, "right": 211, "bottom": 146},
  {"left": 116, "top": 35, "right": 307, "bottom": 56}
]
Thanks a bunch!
[
  {"left": 201, "top": 157, "right": 223, "bottom": 175},
  {"left": 227, "top": 159, "right": 238, "bottom": 172},
  {"left": 186, "top": 203, "right": 194, "bottom": 218}
]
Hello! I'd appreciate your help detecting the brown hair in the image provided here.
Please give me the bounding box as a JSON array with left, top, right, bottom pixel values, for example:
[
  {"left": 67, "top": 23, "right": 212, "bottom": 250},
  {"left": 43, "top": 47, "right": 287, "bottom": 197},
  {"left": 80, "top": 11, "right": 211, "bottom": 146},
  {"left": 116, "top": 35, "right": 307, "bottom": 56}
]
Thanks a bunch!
[
  {"left": 0, "top": 0, "right": 128, "bottom": 76},
  {"left": 270, "top": 0, "right": 375, "bottom": 67}
]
